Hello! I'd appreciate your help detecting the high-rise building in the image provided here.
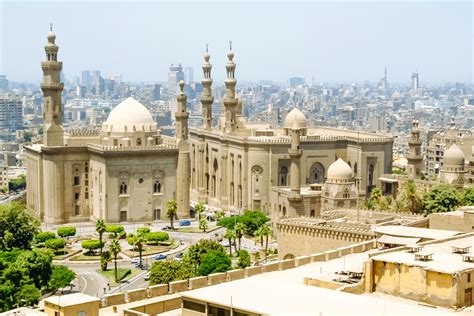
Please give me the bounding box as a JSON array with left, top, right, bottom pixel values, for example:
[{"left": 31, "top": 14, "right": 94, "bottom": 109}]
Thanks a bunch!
[
  {"left": 108, "top": 74, "right": 122, "bottom": 84},
  {"left": 289, "top": 77, "right": 305, "bottom": 88},
  {"left": 152, "top": 84, "right": 161, "bottom": 101},
  {"left": 411, "top": 71, "right": 419, "bottom": 91},
  {"left": 184, "top": 67, "right": 194, "bottom": 84},
  {"left": 91, "top": 70, "right": 101, "bottom": 86},
  {"left": 168, "top": 64, "right": 184, "bottom": 93},
  {"left": 81, "top": 70, "right": 91, "bottom": 87},
  {"left": 0, "top": 75, "right": 9, "bottom": 92},
  {"left": 0, "top": 96, "right": 23, "bottom": 131}
]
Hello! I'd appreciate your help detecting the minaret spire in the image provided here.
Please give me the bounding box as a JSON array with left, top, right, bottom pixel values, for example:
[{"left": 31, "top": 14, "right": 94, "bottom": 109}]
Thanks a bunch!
[
  {"left": 222, "top": 41, "right": 238, "bottom": 134},
  {"left": 201, "top": 45, "right": 214, "bottom": 130},
  {"left": 42, "top": 25, "right": 64, "bottom": 147},
  {"left": 407, "top": 120, "right": 423, "bottom": 179},
  {"left": 175, "top": 80, "right": 191, "bottom": 219}
]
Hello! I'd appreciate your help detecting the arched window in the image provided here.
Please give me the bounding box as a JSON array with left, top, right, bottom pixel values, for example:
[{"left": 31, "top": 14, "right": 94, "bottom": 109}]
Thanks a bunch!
[
  {"left": 354, "top": 162, "right": 358, "bottom": 176},
  {"left": 279, "top": 166, "right": 288, "bottom": 186},
  {"left": 309, "top": 162, "right": 325, "bottom": 184},
  {"left": 154, "top": 180, "right": 162, "bottom": 193},
  {"left": 137, "top": 138, "right": 142, "bottom": 146},
  {"left": 119, "top": 182, "right": 127, "bottom": 195},
  {"left": 343, "top": 188, "right": 350, "bottom": 199}
]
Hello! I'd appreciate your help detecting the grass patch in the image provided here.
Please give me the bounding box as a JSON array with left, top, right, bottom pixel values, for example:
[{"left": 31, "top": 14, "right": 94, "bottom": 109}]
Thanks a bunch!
[
  {"left": 70, "top": 252, "right": 123, "bottom": 261},
  {"left": 53, "top": 249, "right": 81, "bottom": 260},
  {"left": 97, "top": 268, "right": 141, "bottom": 286},
  {"left": 123, "top": 242, "right": 177, "bottom": 258},
  {"left": 170, "top": 225, "right": 219, "bottom": 233}
]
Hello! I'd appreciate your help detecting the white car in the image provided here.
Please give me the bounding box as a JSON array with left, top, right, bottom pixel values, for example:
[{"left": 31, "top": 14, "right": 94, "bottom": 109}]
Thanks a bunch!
[
  {"left": 144, "top": 272, "right": 150, "bottom": 281},
  {"left": 131, "top": 257, "right": 141, "bottom": 264}
]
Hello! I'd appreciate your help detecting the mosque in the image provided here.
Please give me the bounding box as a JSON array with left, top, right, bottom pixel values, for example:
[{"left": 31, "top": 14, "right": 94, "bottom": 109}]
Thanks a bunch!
[{"left": 26, "top": 30, "right": 394, "bottom": 224}]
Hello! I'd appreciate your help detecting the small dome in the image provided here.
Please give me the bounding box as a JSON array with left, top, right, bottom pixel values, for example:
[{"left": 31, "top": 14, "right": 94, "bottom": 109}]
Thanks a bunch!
[
  {"left": 284, "top": 108, "right": 307, "bottom": 129},
  {"left": 47, "top": 31, "right": 56, "bottom": 44},
  {"left": 443, "top": 144, "right": 464, "bottom": 166},
  {"left": 327, "top": 158, "right": 353, "bottom": 181},
  {"left": 103, "top": 97, "right": 156, "bottom": 133}
]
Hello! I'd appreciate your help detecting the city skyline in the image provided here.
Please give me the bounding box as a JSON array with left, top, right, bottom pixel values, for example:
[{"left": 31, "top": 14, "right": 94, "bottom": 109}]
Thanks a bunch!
[{"left": 0, "top": 1, "right": 472, "bottom": 84}]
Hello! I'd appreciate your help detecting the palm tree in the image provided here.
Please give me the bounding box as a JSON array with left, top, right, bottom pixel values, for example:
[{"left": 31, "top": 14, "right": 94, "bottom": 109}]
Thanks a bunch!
[
  {"left": 224, "top": 229, "right": 236, "bottom": 256},
  {"left": 166, "top": 200, "right": 178, "bottom": 229},
  {"left": 399, "top": 179, "right": 423, "bottom": 213},
  {"left": 109, "top": 239, "right": 121, "bottom": 282},
  {"left": 134, "top": 234, "right": 146, "bottom": 267},
  {"left": 96, "top": 219, "right": 107, "bottom": 256},
  {"left": 195, "top": 202, "right": 205, "bottom": 221},
  {"left": 392, "top": 198, "right": 404, "bottom": 213},
  {"left": 254, "top": 226, "right": 264, "bottom": 247},
  {"left": 234, "top": 222, "right": 245, "bottom": 251},
  {"left": 199, "top": 218, "right": 208, "bottom": 232},
  {"left": 260, "top": 225, "right": 273, "bottom": 258}
]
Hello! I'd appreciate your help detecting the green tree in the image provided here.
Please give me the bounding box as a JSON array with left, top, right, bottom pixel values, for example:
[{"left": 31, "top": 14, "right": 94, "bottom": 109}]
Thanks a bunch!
[
  {"left": 197, "top": 250, "right": 231, "bottom": 276},
  {"left": 224, "top": 229, "right": 236, "bottom": 257},
  {"left": 109, "top": 239, "right": 121, "bottom": 282},
  {"left": 48, "top": 265, "right": 75, "bottom": 292},
  {"left": 15, "top": 249, "right": 54, "bottom": 289},
  {"left": 8, "top": 175, "right": 26, "bottom": 192},
  {"left": 392, "top": 198, "right": 404, "bottom": 213},
  {"left": 0, "top": 202, "right": 39, "bottom": 251},
  {"left": 254, "top": 226, "right": 264, "bottom": 247},
  {"left": 370, "top": 187, "right": 382, "bottom": 203},
  {"left": 199, "top": 218, "right": 208, "bottom": 232},
  {"left": 422, "top": 184, "right": 461, "bottom": 215},
  {"left": 462, "top": 186, "right": 474, "bottom": 206},
  {"left": 166, "top": 200, "right": 178, "bottom": 229},
  {"left": 35, "top": 231, "right": 56, "bottom": 244},
  {"left": 363, "top": 198, "right": 374, "bottom": 210},
  {"left": 137, "top": 227, "right": 151, "bottom": 235},
  {"left": 237, "top": 249, "right": 251, "bottom": 269},
  {"left": 185, "top": 239, "right": 225, "bottom": 268},
  {"left": 96, "top": 219, "right": 107, "bottom": 256},
  {"left": 100, "top": 251, "right": 111, "bottom": 271},
  {"left": 45, "top": 238, "right": 66, "bottom": 254},
  {"left": 195, "top": 202, "right": 205, "bottom": 221},
  {"left": 234, "top": 222, "right": 246, "bottom": 251},
  {"left": 81, "top": 240, "right": 102, "bottom": 254},
  {"left": 57, "top": 226, "right": 76, "bottom": 238},
  {"left": 399, "top": 179, "right": 424, "bottom": 213},
  {"left": 217, "top": 211, "right": 270, "bottom": 236},
  {"left": 134, "top": 234, "right": 146, "bottom": 267},
  {"left": 149, "top": 260, "right": 195, "bottom": 285},
  {"left": 106, "top": 225, "right": 125, "bottom": 238},
  {"left": 260, "top": 225, "right": 273, "bottom": 257}
]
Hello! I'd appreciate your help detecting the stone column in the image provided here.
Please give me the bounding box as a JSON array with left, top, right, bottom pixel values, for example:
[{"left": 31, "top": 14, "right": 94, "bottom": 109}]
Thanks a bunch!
[{"left": 43, "top": 153, "right": 64, "bottom": 224}]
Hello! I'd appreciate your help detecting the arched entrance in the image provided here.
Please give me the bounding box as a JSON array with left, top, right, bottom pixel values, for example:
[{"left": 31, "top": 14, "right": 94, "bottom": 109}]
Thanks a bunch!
[{"left": 309, "top": 162, "right": 325, "bottom": 184}]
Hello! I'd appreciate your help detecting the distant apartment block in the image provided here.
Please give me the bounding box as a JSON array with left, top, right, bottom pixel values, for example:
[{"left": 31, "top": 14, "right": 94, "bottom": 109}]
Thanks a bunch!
[{"left": 0, "top": 96, "right": 23, "bottom": 131}]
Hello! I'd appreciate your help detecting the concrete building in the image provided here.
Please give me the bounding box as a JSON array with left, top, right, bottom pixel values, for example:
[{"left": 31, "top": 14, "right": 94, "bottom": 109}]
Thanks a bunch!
[
  {"left": 168, "top": 64, "right": 184, "bottom": 93},
  {"left": 430, "top": 206, "right": 474, "bottom": 233},
  {"left": 25, "top": 30, "right": 191, "bottom": 224},
  {"left": 0, "top": 96, "right": 23, "bottom": 131},
  {"left": 411, "top": 71, "right": 419, "bottom": 91},
  {"left": 43, "top": 293, "right": 100, "bottom": 316}
]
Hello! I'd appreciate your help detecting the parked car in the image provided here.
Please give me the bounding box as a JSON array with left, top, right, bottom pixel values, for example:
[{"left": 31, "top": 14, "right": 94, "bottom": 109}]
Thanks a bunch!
[
  {"left": 131, "top": 257, "right": 141, "bottom": 264},
  {"left": 175, "top": 252, "right": 183, "bottom": 259},
  {"left": 144, "top": 272, "right": 150, "bottom": 281},
  {"left": 179, "top": 220, "right": 191, "bottom": 227},
  {"left": 161, "top": 225, "right": 172, "bottom": 231},
  {"left": 154, "top": 254, "right": 167, "bottom": 260}
]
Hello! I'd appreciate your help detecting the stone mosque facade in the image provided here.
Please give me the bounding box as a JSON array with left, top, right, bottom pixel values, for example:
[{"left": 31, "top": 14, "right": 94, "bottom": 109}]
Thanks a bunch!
[
  {"left": 26, "top": 30, "right": 190, "bottom": 224},
  {"left": 26, "top": 31, "right": 394, "bottom": 225}
]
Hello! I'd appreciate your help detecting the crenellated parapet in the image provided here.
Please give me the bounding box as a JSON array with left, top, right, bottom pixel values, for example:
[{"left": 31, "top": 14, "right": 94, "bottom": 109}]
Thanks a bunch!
[{"left": 66, "top": 128, "right": 100, "bottom": 136}]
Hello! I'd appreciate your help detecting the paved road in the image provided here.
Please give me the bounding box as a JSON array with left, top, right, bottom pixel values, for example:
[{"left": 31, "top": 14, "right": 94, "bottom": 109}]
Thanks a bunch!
[{"left": 0, "top": 191, "right": 25, "bottom": 205}]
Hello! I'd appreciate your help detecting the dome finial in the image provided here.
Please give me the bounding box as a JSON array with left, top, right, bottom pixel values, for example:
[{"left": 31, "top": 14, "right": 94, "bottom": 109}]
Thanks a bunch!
[
  {"left": 179, "top": 80, "right": 185, "bottom": 93},
  {"left": 50, "top": 22, "right": 53, "bottom": 32},
  {"left": 229, "top": 40, "right": 232, "bottom": 51},
  {"left": 206, "top": 43, "right": 209, "bottom": 53}
]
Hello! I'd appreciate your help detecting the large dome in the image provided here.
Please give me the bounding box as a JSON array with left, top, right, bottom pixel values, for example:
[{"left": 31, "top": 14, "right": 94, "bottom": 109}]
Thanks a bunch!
[
  {"left": 327, "top": 158, "right": 353, "bottom": 181},
  {"left": 102, "top": 97, "right": 156, "bottom": 133},
  {"left": 284, "top": 108, "right": 307, "bottom": 129},
  {"left": 443, "top": 144, "right": 464, "bottom": 166}
]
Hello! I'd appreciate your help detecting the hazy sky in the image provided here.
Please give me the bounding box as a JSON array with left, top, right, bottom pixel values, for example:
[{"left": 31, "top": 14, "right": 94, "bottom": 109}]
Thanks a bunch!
[{"left": 0, "top": 0, "right": 472, "bottom": 84}]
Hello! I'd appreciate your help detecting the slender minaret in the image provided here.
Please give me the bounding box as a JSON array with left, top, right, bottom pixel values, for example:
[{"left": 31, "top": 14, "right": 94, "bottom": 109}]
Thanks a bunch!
[
  {"left": 175, "top": 80, "right": 190, "bottom": 218},
  {"left": 201, "top": 44, "right": 214, "bottom": 130},
  {"left": 289, "top": 122, "right": 302, "bottom": 196},
  {"left": 42, "top": 24, "right": 64, "bottom": 147},
  {"left": 222, "top": 41, "right": 238, "bottom": 134},
  {"left": 407, "top": 120, "right": 423, "bottom": 179}
]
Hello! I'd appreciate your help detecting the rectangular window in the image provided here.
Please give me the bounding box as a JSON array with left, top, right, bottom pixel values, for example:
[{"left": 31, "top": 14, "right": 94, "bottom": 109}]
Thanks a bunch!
[
  {"left": 85, "top": 192, "right": 89, "bottom": 199},
  {"left": 75, "top": 205, "right": 80, "bottom": 216},
  {"left": 183, "top": 300, "right": 206, "bottom": 313},
  {"left": 74, "top": 176, "right": 80, "bottom": 186},
  {"left": 74, "top": 193, "right": 79, "bottom": 200},
  {"left": 468, "top": 273, "right": 471, "bottom": 283}
]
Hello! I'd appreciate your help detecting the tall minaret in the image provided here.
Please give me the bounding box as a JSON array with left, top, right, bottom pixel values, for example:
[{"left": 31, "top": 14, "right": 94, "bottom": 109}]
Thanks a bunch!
[
  {"left": 406, "top": 120, "right": 423, "bottom": 179},
  {"left": 201, "top": 44, "right": 214, "bottom": 130},
  {"left": 289, "top": 122, "right": 302, "bottom": 196},
  {"left": 175, "top": 80, "right": 190, "bottom": 218},
  {"left": 41, "top": 24, "right": 64, "bottom": 147},
  {"left": 222, "top": 41, "right": 238, "bottom": 134}
]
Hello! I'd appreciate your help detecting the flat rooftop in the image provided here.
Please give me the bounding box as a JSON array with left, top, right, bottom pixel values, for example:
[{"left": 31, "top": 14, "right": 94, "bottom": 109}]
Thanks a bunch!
[
  {"left": 374, "top": 225, "right": 461, "bottom": 240},
  {"left": 182, "top": 252, "right": 464, "bottom": 315},
  {"left": 43, "top": 292, "right": 101, "bottom": 307},
  {"left": 371, "top": 235, "right": 474, "bottom": 274}
]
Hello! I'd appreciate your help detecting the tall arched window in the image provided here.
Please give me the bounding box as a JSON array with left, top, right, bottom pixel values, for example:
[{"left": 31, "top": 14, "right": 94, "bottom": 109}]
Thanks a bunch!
[
  {"left": 343, "top": 188, "right": 350, "bottom": 199},
  {"left": 136, "top": 138, "right": 142, "bottom": 146},
  {"left": 279, "top": 166, "right": 288, "bottom": 186},
  {"left": 309, "top": 162, "right": 325, "bottom": 184}
]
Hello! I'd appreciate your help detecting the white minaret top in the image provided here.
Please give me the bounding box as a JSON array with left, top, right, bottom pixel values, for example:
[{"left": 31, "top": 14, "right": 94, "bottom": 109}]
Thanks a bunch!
[
  {"left": 223, "top": 41, "right": 238, "bottom": 134},
  {"left": 201, "top": 44, "right": 214, "bottom": 130}
]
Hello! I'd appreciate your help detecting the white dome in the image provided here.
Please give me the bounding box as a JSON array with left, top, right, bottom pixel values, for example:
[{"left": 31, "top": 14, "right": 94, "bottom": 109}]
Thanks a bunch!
[
  {"left": 103, "top": 97, "right": 156, "bottom": 133},
  {"left": 327, "top": 158, "right": 353, "bottom": 181},
  {"left": 443, "top": 144, "right": 464, "bottom": 166},
  {"left": 284, "top": 108, "right": 307, "bottom": 129}
]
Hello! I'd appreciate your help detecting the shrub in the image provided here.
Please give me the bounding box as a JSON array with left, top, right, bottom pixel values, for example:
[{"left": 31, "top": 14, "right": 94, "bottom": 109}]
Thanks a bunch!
[
  {"left": 106, "top": 225, "right": 124, "bottom": 235},
  {"left": 119, "top": 230, "right": 127, "bottom": 239},
  {"left": 35, "top": 231, "right": 55, "bottom": 243},
  {"left": 57, "top": 226, "right": 76, "bottom": 238},
  {"left": 81, "top": 239, "right": 103, "bottom": 253},
  {"left": 137, "top": 227, "right": 150, "bottom": 235},
  {"left": 45, "top": 238, "right": 66, "bottom": 251},
  {"left": 237, "top": 249, "right": 251, "bottom": 269},
  {"left": 116, "top": 268, "right": 131, "bottom": 281},
  {"left": 146, "top": 232, "right": 169, "bottom": 244},
  {"left": 197, "top": 250, "right": 231, "bottom": 276}
]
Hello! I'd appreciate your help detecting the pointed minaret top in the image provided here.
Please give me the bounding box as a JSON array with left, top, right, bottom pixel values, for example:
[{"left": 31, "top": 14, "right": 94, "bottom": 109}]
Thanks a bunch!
[
  {"left": 179, "top": 80, "right": 185, "bottom": 93},
  {"left": 227, "top": 40, "right": 234, "bottom": 61},
  {"left": 47, "top": 23, "right": 56, "bottom": 44}
]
